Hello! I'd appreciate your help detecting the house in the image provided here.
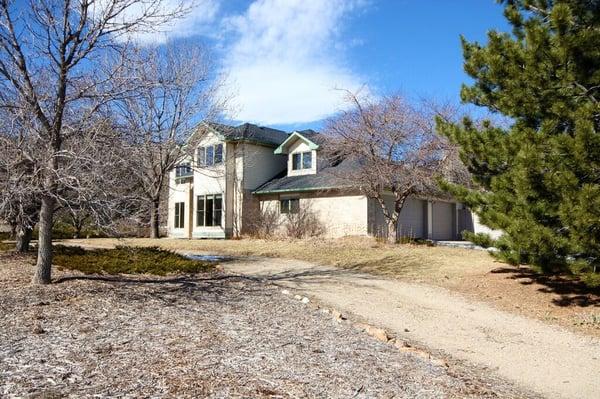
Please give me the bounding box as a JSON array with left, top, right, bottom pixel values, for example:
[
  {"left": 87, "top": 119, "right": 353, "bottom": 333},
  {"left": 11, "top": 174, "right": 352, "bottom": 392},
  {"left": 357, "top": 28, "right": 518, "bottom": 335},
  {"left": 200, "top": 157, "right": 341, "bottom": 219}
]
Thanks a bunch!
[{"left": 168, "top": 123, "right": 493, "bottom": 240}]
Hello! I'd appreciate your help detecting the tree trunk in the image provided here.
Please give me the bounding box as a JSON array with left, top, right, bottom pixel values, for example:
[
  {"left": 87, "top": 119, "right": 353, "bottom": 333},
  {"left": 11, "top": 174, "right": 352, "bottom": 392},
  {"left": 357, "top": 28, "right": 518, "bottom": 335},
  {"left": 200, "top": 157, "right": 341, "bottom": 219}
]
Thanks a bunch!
[
  {"left": 9, "top": 221, "right": 17, "bottom": 240},
  {"left": 149, "top": 198, "right": 160, "bottom": 239},
  {"left": 386, "top": 219, "right": 398, "bottom": 244},
  {"left": 33, "top": 196, "right": 55, "bottom": 284},
  {"left": 15, "top": 225, "right": 33, "bottom": 252}
]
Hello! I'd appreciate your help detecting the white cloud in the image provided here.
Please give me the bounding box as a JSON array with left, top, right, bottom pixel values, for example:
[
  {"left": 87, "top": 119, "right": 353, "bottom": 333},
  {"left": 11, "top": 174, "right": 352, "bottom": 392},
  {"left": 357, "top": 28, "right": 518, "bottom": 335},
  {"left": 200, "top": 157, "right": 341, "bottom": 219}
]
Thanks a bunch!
[
  {"left": 222, "top": 0, "right": 368, "bottom": 125},
  {"left": 100, "top": 0, "right": 221, "bottom": 45}
]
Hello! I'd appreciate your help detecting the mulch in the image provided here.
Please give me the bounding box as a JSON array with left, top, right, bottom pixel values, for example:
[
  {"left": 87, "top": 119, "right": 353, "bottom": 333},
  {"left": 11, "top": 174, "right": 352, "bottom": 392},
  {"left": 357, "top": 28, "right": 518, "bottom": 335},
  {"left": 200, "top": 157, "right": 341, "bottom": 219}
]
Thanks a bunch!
[{"left": 0, "top": 252, "right": 535, "bottom": 398}]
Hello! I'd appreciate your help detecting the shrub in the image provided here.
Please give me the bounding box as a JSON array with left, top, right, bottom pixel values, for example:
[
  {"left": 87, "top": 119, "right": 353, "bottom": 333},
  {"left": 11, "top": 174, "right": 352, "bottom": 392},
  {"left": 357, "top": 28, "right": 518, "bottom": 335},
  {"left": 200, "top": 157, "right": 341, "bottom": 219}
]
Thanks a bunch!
[
  {"left": 245, "top": 206, "right": 281, "bottom": 239},
  {"left": 0, "top": 242, "right": 13, "bottom": 252},
  {"left": 52, "top": 245, "right": 214, "bottom": 275},
  {"left": 284, "top": 203, "right": 325, "bottom": 239},
  {"left": 462, "top": 231, "right": 495, "bottom": 248}
]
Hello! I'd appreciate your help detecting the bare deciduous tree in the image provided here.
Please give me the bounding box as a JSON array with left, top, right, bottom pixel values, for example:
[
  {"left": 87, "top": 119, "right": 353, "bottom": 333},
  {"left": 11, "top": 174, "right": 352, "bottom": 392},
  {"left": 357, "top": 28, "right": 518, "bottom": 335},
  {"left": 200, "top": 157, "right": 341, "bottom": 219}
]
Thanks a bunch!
[
  {"left": 324, "top": 92, "right": 460, "bottom": 244},
  {"left": 114, "top": 44, "right": 225, "bottom": 238},
  {"left": 0, "top": 0, "right": 187, "bottom": 283}
]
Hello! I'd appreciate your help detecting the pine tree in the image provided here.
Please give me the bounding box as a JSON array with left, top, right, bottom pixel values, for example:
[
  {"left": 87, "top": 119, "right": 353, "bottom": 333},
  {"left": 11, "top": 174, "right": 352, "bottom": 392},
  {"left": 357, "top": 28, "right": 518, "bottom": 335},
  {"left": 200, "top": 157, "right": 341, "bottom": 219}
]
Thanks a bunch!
[{"left": 437, "top": 0, "right": 600, "bottom": 282}]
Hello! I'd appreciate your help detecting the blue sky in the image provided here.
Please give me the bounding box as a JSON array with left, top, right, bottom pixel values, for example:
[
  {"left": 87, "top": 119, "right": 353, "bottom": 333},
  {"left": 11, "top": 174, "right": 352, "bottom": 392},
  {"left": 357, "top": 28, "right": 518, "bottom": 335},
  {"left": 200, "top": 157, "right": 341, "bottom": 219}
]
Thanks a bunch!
[{"left": 134, "top": 0, "right": 510, "bottom": 130}]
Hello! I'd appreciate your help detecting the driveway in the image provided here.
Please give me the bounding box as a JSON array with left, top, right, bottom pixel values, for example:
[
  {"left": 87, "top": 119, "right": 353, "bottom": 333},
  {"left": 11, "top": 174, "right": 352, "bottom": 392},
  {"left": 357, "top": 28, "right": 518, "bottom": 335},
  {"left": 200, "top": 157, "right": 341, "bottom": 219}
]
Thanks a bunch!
[{"left": 221, "top": 256, "right": 600, "bottom": 399}]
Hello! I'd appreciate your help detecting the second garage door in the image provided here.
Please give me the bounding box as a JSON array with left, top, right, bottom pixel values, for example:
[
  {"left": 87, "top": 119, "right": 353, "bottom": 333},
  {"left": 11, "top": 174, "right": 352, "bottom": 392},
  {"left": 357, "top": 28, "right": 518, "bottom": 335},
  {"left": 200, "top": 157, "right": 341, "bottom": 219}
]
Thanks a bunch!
[
  {"left": 431, "top": 201, "right": 455, "bottom": 240},
  {"left": 398, "top": 198, "right": 426, "bottom": 239}
]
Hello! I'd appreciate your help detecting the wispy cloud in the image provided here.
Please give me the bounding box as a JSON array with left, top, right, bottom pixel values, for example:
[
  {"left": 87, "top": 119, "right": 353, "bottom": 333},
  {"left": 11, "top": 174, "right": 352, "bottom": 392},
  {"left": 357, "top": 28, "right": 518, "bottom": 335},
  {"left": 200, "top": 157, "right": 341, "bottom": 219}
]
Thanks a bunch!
[
  {"left": 221, "top": 0, "right": 368, "bottom": 125},
  {"left": 106, "top": 0, "right": 221, "bottom": 45}
]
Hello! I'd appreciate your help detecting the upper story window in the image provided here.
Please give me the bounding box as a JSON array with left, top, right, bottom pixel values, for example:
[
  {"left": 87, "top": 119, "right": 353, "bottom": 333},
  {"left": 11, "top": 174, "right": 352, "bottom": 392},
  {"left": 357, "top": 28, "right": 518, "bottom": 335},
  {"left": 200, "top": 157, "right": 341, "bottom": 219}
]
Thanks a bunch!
[
  {"left": 198, "top": 143, "right": 223, "bottom": 166},
  {"left": 175, "top": 163, "right": 192, "bottom": 178},
  {"left": 292, "top": 151, "right": 312, "bottom": 170}
]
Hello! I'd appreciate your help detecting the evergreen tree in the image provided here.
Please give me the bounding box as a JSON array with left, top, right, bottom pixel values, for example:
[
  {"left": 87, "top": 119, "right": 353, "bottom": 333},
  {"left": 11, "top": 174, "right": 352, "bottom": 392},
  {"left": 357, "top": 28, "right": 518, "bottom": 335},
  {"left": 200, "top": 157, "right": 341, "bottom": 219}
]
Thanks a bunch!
[{"left": 437, "top": 0, "right": 600, "bottom": 282}]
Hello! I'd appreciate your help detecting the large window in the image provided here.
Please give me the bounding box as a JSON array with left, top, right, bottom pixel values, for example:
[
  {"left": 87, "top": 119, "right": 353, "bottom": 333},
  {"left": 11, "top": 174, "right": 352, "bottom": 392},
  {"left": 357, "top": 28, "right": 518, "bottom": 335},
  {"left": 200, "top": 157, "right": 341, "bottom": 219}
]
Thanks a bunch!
[
  {"left": 198, "top": 144, "right": 223, "bottom": 166},
  {"left": 174, "top": 202, "right": 185, "bottom": 228},
  {"left": 280, "top": 198, "right": 299, "bottom": 214},
  {"left": 175, "top": 163, "right": 192, "bottom": 177},
  {"left": 197, "top": 194, "right": 223, "bottom": 227},
  {"left": 292, "top": 152, "right": 312, "bottom": 170}
]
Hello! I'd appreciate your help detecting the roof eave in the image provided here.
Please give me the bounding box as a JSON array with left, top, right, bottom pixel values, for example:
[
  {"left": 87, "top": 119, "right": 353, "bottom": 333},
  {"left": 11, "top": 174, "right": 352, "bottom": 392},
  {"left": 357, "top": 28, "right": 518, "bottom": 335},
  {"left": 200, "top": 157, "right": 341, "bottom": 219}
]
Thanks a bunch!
[
  {"left": 274, "top": 131, "right": 320, "bottom": 154},
  {"left": 252, "top": 184, "right": 354, "bottom": 195}
]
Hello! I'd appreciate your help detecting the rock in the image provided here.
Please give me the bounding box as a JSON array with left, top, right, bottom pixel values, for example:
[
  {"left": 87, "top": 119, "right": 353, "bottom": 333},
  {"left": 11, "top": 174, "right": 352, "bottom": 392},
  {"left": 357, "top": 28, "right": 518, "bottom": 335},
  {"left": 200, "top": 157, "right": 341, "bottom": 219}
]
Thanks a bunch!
[
  {"left": 321, "top": 308, "right": 330, "bottom": 314},
  {"left": 294, "top": 294, "right": 302, "bottom": 300},
  {"left": 32, "top": 324, "right": 45, "bottom": 334},
  {"left": 301, "top": 297, "right": 310, "bottom": 304},
  {"left": 404, "top": 328, "right": 410, "bottom": 332},
  {"left": 393, "top": 339, "right": 410, "bottom": 349},
  {"left": 354, "top": 323, "right": 391, "bottom": 342},
  {"left": 281, "top": 289, "right": 290, "bottom": 295},
  {"left": 331, "top": 310, "right": 346, "bottom": 322}
]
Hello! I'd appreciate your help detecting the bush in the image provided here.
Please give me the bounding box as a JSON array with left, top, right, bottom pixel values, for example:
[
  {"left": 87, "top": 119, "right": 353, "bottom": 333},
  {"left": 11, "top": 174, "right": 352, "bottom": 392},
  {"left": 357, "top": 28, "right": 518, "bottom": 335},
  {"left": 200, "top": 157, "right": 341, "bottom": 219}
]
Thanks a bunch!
[
  {"left": 0, "top": 242, "right": 13, "bottom": 252},
  {"left": 245, "top": 206, "right": 281, "bottom": 239},
  {"left": 52, "top": 245, "right": 214, "bottom": 275},
  {"left": 284, "top": 202, "right": 325, "bottom": 239}
]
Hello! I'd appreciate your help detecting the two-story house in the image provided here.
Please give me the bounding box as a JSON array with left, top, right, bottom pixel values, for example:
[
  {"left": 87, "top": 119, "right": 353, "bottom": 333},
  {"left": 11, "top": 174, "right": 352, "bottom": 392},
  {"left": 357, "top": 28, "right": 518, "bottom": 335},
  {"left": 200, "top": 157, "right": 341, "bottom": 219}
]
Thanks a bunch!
[{"left": 168, "top": 123, "right": 499, "bottom": 240}]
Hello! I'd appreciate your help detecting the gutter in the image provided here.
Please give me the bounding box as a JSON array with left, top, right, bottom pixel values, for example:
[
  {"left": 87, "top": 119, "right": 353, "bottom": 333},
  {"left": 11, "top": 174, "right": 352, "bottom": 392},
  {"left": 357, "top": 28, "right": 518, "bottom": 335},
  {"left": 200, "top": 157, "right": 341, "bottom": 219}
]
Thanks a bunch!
[{"left": 252, "top": 185, "right": 355, "bottom": 195}]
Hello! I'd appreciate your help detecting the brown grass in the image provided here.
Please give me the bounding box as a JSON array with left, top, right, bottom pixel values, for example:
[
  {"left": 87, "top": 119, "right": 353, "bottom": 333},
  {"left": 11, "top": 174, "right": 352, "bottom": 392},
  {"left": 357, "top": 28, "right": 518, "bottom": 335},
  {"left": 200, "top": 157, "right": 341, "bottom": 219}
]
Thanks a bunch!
[
  {"left": 62, "top": 236, "right": 495, "bottom": 280},
  {"left": 61, "top": 236, "right": 600, "bottom": 337}
]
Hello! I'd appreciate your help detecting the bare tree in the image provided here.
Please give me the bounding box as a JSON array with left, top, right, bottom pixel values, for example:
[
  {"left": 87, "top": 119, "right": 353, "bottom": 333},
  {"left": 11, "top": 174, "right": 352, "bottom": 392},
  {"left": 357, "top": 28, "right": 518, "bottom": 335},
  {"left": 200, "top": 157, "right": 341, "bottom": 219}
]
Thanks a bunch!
[
  {"left": 0, "top": 0, "right": 188, "bottom": 283},
  {"left": 323, "top": 92, "right": 458, "bottom": 244},
  {"left": 114, "top": 43, "right": 225, "bottom": 238}
]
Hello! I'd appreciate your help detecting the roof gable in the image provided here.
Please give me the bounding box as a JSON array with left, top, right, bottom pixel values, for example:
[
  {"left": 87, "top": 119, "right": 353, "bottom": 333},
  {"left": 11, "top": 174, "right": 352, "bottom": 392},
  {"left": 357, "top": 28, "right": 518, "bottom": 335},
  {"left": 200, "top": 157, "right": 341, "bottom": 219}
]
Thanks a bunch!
[{"left": 274, "top": 131, "right": 320, "bottom": 154}]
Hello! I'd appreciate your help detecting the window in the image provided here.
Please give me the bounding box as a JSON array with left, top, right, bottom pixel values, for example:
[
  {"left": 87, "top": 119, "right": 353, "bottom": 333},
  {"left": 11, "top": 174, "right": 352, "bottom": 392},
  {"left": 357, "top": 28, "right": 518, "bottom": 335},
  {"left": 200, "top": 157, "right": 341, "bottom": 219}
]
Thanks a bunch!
[
  {"left": 206, "top": 146, "right": 214, "bottom": 166},
  {"left": 292, "top": 152, "right": 312, "bottom": 170},
  {"left": 280, "top": 198, "right": 299, "bottom": 214},
  {"left": 302, "top": 152, "right": 312, "bottom": 169},
  {"left": 175, "top": 163, "right": 192, "bottom": 178},
  {"left": 197, "top": 144, "right": 224, "bottom": 166},
  {"left": 174, "top": 202, "right": 185, "bottom": 229},
  {"left": 214, "top": 144, "right": 223, "bottom": 164},
  {"left": 292, "top": 153, "right": 302, "bottom": 170},
  {"left": 197, "top": 147, "right": 205, "bottom": 166},
  {"left": 196, "top": 194, "right": 223, "bottom": 227}
]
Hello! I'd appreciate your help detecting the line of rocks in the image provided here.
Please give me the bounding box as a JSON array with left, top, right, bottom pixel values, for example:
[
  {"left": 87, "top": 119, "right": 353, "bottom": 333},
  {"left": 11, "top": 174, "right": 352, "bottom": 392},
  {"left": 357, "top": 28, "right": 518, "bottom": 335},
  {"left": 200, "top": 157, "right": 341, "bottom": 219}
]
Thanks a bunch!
[{"left": 282, "top": 288, "right": 450, "bottom": 369}]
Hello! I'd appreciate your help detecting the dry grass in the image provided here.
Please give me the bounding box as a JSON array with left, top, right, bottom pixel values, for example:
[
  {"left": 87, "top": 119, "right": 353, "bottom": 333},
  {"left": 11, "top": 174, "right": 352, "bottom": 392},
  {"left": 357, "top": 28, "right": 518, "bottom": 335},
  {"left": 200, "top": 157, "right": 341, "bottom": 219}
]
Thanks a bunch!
[
  {"left": 62, "top": 237, "right": 600, "bottom": 337},
  {"left": 63, "top": 236, "right": 495, "bottom": 280}
]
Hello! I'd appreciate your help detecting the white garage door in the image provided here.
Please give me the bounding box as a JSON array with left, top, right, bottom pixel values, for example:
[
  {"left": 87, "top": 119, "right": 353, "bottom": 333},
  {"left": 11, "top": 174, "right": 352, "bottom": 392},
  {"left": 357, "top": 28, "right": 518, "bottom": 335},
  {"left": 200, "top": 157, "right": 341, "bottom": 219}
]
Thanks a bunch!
[
  {"left": 432, "top": 201, "right": 454, "bottom": 240},
  {"left": 398, "top": 198, "right": 425, "bottom": 239}
]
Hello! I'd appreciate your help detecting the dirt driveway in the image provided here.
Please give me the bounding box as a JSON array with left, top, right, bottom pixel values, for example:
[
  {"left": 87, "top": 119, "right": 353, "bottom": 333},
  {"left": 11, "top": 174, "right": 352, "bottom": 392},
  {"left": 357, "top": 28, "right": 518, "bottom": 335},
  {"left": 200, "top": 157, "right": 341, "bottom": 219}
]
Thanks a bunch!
[{"left": 220, "top": 256, "right": 600, "bottom": 399}]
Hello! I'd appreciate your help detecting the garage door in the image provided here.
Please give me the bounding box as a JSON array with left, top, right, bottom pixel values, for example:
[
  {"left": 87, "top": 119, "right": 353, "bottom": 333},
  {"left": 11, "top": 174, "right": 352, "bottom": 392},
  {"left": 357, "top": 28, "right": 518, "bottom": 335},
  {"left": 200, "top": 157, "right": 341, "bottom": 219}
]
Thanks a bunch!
[
  {"left": 431, "top": 201, "right": 454, "bottom": 240},
  {"left": 398, "top": 198, "right": 425, "bottom": 239}
]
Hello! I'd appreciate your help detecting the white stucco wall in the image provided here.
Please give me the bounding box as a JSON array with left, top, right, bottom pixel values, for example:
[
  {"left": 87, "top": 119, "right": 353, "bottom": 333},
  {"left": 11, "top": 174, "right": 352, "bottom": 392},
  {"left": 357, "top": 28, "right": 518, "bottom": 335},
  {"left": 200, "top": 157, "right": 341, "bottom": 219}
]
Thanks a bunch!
[
  {"left": 242, "top": 143, "right": 287, "bottom": 190},
  {"left": 259, "top": 193, "right": 369, "bottom": 238},
  {"left": 472, "top": 213, "right": 504, "bottom": 239}
]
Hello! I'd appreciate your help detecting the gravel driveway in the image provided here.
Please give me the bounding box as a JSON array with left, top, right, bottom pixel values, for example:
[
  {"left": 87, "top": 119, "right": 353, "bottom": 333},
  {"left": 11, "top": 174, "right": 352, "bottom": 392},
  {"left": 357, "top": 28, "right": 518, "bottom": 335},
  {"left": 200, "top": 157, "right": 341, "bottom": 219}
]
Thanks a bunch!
[
  {"left": 222, "top": 256, "right": 600, "bottom": 399},
  {"left": 0, "top": 254, "right": 531, "bottom": 398}
]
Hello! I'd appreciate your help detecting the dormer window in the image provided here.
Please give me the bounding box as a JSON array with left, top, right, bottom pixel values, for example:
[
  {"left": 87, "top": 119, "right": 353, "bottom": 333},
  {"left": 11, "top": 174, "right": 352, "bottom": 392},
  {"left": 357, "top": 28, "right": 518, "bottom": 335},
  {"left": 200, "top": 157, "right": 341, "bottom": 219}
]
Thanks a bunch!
[{"left": 292, "top": 151, "right": 312, "bottom": 170}]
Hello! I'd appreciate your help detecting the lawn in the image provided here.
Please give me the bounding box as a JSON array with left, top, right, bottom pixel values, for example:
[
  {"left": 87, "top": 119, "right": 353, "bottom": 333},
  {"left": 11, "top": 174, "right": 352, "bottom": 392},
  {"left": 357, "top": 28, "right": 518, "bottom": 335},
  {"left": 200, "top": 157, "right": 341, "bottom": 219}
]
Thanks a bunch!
[
  {"left": 62, "top": 236, "right": 495, "bottom": 280},
  {"left": 62, "top": 237, "right": 600, "bottom": 337}
]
